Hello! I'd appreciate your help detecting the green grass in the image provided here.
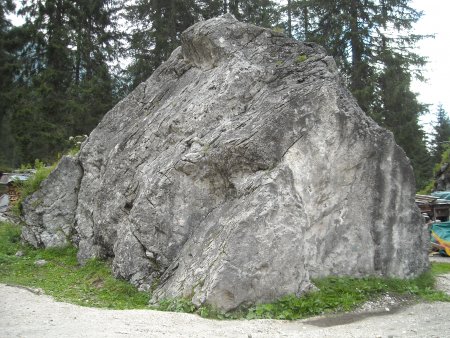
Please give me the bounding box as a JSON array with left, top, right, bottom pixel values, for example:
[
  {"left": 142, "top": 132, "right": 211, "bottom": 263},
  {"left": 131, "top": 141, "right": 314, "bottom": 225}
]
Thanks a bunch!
[
  {"left": 431, "top": 262, "right": 450, "bottom": 275},
  {"left": 295, "top": 54, "right": 308, "bottom": 63},
  {"left": 0, "top": 222, "right": 149, "bottom": 309},
  {"left": 1, "top": 221, "right": 450, "bottom": 317},
  {"left": 244, "top": 272, "right": 450, "bottom": 320},
  {"left": 157, "top": 264, "right": 450, "bottom": 320}
]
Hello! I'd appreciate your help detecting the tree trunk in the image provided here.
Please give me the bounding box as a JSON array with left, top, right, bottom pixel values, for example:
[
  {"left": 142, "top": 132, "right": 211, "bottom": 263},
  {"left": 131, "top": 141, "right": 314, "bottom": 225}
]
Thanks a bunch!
[
  {"left": 287, "top": 0, "right": 292, "bottom": 37},
  {"left": 303, "top": 4, "right": 308, "bottom": 40},
  {"left": 229, "top": 0, "right": 239, "bottom": 18},
  {"left": 349, "top": 0, "right": 364, "bottom": 104}
]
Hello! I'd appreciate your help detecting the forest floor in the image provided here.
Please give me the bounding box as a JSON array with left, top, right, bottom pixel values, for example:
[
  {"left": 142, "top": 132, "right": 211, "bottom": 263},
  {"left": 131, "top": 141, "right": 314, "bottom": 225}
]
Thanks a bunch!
[{"left": 1, "top": 259, "right": 450, "bottom": 338}]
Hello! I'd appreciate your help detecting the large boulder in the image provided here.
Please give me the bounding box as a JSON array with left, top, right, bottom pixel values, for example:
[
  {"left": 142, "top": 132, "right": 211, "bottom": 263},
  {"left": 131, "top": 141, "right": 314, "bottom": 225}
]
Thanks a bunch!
[{"left": 22, "top": 14, "right": 429, "bottom": 311}]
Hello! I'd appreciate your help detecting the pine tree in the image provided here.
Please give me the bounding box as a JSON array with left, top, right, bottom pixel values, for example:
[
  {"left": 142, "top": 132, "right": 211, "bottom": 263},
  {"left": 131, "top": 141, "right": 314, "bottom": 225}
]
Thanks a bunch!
[
  {"left": 287, "top": 0, "right": 426, "bottom": 118},
  {"left": 284, "top": 0, "right": 430, "bottom": 189},
  {"left": 6, "top": 0, "right": 121, "bottom": 164},
  {"left": 236, "top": 0, "right": 280, "bottom": 28},
  {"left": 375, "top": 49, "right": 432, "bottom": 188},
  {"left": 67, "top": 0, "right": 122, "bottom": 135},
  {"left": 432, "top": 105, "right": 450, "bottom": 164},
  {"left": 197, "top": 0, "right": 224, "bottom": 19},
  {"left": 126, "top": 0, "right": 199, "bottom": 88},
  {"left": 0, "top": 0, "right": 18, "bottom": 168}
]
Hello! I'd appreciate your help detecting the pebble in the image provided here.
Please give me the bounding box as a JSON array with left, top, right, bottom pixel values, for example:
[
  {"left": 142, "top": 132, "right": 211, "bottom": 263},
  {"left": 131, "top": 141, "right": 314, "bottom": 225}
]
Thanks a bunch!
[
  {"left": 34, "top": 259, "right": 47, "bottom": 267},
  {"left": 15, "top": 250, "right": 24, "bottom": 257}
]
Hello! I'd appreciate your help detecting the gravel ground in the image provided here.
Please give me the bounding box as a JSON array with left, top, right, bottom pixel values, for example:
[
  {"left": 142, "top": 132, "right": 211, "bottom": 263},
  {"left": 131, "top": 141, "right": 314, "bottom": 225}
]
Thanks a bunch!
[{"left": 1, "top": 281, "right": 450, "bottom": 338}]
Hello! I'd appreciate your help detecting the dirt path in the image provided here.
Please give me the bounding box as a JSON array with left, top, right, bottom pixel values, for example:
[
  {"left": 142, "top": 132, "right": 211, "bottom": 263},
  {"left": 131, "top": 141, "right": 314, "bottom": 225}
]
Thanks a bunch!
[{"left": 1, "top": 283, "right": 450, "bottom": 338}]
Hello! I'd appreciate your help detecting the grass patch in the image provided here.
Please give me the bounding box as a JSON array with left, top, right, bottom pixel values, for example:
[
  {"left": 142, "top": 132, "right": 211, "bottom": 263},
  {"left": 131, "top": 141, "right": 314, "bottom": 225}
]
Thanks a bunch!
[
  {"left": 431, "top": 262, "right": 450, "bottom": 275},
  {"left": 157, "top": 264, "right": 450, "bottom": 320},
  {"left": 245, "top": 272, "right": 450, "bottom": 320},
  {"left": 1, "top": 221, "right": 450, "bottom": 317},
  {"left": 158, "top": 297, "right": 197, "bottom": 313},
  {"left": 0, "top": 222, "right": 149, "bottom": 309},
  {"left": 295, "top": 54, "right": 308, "bottom": 63}
]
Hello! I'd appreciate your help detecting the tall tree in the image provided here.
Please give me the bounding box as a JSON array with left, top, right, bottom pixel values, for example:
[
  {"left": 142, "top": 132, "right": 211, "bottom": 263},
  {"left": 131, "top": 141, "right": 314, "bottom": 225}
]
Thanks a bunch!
[
  {"left": 0, "top": 0, "right": 18, "bottom": 168},
  {"left": 287, "top": 0, "right": 426, "bottom": 117},
  {"left": 375, "top": 49, "right": 432, "bottom": 188},
  {"left": 126, "top": 0, "right": 199, "bottom": 88},
  {"left": 284, "top": 0, "right": 430, "bottom": 189},
  {"left": 236, "top": 0, "right": 280, "bottom": 28},
  {"left": 432, "top": 105, "right": 450, "bottom": 164},
  {"left": 5, "top": 0, "right": 121, "bottom": 165},
  {"left": 66, "top": 0, "right": 122, "bottom": 134},
  {"left": 197, "top": 0, "right": 224, "bottom": 19}
]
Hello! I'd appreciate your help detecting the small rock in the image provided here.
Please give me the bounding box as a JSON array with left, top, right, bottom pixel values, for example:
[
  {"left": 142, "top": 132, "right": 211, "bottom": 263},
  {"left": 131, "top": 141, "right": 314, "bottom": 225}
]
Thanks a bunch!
[
  {"left": 33, "top": 288, "right": 44, "bottom": 295},
  {"left": 15, "top": 251, "right": 24, "bottom": 257},
  {"left": 138, "top": 284, "right": 151, "bottom": 292},
  {"left": 385, "top": 307, "right": 390, "bottom": 312},
  {"left": 34, "top": 259, "right": 47, "bottom": 267}
]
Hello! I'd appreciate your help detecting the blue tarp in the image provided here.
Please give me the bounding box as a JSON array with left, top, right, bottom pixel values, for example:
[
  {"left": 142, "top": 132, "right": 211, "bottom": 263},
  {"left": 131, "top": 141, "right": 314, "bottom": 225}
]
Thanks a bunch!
[{"left": 431, "top": 191, "right": 450, "bottom": 201}]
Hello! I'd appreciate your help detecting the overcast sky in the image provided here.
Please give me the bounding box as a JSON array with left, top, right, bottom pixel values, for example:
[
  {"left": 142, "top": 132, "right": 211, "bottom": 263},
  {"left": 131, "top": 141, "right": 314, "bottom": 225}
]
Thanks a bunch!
[{"left": 411, "top": 0, "right": 450, "bottom": 133}]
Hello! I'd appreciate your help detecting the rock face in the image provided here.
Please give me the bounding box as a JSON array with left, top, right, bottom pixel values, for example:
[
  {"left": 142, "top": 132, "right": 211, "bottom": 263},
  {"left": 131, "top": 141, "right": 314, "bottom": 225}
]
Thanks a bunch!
[
  {"left": 22, "top": 15, "right": 429, "bottom": 311},
  {"left": 434, "top": 163, "right": 450, "bottom": 191},
  {"left": 22, "top": 156, "right": 82, "bottom": 248}
]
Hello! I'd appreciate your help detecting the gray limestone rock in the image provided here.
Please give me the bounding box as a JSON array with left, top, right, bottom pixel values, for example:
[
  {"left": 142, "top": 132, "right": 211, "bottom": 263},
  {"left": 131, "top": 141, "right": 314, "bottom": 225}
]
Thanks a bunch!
[
  {"left": 21, "top": 14, "right": 429, "bottom": 311},
  {"left": 22, "top": 156, "right": 82, "bottom": 248}
]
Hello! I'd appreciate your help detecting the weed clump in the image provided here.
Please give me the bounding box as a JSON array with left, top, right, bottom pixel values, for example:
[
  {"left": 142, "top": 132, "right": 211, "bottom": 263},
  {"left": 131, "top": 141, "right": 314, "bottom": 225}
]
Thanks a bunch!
[{"left": 295, "top": 54, "right": 308, "bottom": 63}]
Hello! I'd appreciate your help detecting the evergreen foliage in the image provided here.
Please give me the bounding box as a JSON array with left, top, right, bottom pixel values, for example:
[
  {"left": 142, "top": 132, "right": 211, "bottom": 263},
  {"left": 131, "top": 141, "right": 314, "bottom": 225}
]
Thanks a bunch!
[
  {"left": 431, "top": 105, "right": 450, "bottom": 164},
  {"left": 375, "top": 49, "right": 432, "bottom": 189},
  {"left": 125, "top": 0, "right": 199, "bottom": 88},
  {"left": 1, "top": 0, "right": 121, "bottom": 166},
  {"left": 283, "top": 0, "right": 432, "bottom": 189},
  {"left": 0, "top": 0, "right": 19, "bottom": 168},
  {"left": 0, "top": 0, "right": 441, "bottom": 191}
]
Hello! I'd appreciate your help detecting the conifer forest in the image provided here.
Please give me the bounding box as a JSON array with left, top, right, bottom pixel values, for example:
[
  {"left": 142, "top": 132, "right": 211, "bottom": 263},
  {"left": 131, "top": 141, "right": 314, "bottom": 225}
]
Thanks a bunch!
[{"left": 0, "top": 0, "right": 449, "bottom": 190}]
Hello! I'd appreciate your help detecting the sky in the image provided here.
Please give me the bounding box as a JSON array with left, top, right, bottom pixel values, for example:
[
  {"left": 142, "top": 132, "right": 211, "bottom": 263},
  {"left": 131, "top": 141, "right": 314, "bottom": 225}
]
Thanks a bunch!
[{"left": 411, "top": 0, "right": 450, "bottom": 133}]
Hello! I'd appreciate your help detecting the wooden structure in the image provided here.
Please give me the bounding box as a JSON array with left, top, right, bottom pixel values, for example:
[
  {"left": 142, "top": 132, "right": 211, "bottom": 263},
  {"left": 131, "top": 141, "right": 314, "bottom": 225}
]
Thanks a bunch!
[
  {"left": 0, "top": 172, "right": 33, "bottom": 207},
  {"left": 416, "top": 194, "right": 450, "bottom": 222}
]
